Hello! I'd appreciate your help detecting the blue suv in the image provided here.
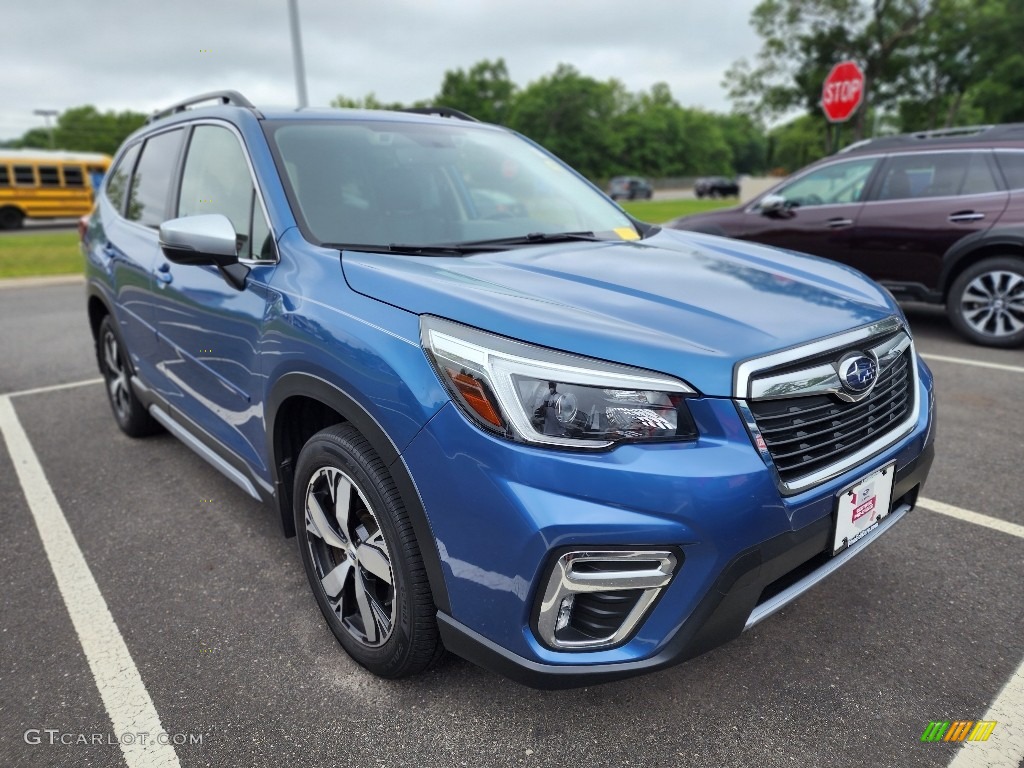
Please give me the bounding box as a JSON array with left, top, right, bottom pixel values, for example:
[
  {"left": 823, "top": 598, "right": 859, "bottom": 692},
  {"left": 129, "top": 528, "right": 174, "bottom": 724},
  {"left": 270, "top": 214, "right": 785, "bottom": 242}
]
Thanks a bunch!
[{"left": 83, "top": 91, "right": 935, "bottom": 687}]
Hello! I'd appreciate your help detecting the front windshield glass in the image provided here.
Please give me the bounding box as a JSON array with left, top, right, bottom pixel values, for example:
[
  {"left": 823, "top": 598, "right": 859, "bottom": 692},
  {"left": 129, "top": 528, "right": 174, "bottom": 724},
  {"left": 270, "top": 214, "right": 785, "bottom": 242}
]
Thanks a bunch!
[{"left": 265, "top": 119, "right": 639, "bottom": 248}]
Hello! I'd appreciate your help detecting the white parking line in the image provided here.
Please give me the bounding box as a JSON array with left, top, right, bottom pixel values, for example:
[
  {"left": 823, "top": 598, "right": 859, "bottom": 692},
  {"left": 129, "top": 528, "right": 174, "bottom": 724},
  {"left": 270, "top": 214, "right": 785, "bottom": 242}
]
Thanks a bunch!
[
  {"left": 947, "top": 665, "right": 1024, "bottom": 768},
  {"left": 5, "top": 377, "right": 104, "bottom": 399},
  {"left": 915, "top": 497, "right": 1024, "bottom": 768},
  {"left": 918, "top": 498, "right": 1024, "bottom": 540},
  {"left": 920, "top": 353, "right": 1024, "bottom": 375},
  {"left": 0, "top": 395, "right": 180, "bottom": 768}
]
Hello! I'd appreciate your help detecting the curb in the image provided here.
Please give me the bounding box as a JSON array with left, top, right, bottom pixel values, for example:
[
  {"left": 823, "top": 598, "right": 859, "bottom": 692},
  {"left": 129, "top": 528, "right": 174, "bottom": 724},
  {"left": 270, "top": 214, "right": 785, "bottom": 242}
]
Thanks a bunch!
[{"left": 0, "top": 274, "right": 85, "bottom": 290}]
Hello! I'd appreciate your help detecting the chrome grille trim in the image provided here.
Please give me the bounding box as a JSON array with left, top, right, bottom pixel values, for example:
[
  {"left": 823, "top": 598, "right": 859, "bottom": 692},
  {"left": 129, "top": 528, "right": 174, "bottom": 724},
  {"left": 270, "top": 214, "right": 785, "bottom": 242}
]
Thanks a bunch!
[{"left": 734, "top": 318, "right": 920, "bottom": 495}]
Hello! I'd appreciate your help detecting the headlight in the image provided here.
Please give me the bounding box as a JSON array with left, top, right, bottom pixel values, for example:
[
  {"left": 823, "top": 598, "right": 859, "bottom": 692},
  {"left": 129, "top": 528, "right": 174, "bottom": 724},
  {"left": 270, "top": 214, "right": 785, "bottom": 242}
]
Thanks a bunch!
[{"left": 420, "top": 316, "right": 699, "bottom": 449}]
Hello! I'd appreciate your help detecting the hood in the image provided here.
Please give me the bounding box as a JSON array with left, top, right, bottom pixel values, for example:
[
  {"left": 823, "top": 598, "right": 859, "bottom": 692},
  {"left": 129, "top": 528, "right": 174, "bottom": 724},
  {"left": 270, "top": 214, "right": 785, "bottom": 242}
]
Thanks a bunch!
[{"left": 341, "top": 229, "right": 898, "bottom": 396}]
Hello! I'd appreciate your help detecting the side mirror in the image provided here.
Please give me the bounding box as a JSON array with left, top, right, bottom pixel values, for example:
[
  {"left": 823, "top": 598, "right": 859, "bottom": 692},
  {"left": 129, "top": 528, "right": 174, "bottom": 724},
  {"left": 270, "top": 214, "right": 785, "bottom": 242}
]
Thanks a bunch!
[
  {"left": 159, "top": 214, "right": 249, "bottom": 289},
  {"left": 758, "top": 194, "right": 788, "bottom": 215}
]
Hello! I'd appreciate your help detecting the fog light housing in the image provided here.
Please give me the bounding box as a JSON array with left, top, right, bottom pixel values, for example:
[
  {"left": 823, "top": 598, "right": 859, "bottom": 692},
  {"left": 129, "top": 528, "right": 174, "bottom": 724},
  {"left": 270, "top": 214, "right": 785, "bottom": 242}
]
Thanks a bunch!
[{"left": 535, "top": 550, "right": 678, "bottom": 650}]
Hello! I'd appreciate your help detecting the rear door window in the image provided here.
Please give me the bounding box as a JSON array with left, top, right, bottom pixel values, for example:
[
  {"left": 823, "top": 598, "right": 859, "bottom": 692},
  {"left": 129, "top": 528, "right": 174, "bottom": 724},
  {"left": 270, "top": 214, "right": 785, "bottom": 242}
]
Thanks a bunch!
[
  {"left": 127, "top": 129, "right": 185, "bottom": 228},
  {"left": 873, "top": 152, "right": 998, "bottom": 200}
]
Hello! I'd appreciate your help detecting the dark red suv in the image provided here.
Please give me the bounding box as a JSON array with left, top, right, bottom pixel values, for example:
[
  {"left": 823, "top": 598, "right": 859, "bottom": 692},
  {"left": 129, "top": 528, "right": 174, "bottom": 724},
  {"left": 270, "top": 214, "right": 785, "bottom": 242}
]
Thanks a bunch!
[{"left": 670, "top": 124, "right": 1024, "bottom": 347}]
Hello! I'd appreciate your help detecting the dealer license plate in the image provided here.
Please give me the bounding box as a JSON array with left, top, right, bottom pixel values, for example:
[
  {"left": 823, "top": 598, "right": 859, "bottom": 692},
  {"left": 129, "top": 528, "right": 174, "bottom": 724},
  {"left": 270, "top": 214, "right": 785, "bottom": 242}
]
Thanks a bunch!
[{"left": 833, "top": 462, "right": 896, "bottom": 555}]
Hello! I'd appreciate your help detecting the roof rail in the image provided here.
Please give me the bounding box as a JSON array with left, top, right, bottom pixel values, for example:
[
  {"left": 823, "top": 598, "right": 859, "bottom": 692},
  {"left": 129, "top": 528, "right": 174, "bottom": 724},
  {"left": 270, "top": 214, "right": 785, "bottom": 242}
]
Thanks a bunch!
[
  {"left": 840, "top": 122, "right": 1024, "bottom": 154},
  {"left": 401, "top": 106, "right": 479, "bottom": 122},
  {"left": 147, "top": 90, "right": 261, "bottom": 124}
]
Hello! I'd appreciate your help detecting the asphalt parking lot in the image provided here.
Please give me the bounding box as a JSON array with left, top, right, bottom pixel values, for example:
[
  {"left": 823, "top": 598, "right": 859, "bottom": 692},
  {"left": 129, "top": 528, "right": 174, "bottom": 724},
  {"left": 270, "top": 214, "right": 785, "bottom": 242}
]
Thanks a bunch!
[{"left": 1, "top": 280, "right": 1021, "bottom": 768}]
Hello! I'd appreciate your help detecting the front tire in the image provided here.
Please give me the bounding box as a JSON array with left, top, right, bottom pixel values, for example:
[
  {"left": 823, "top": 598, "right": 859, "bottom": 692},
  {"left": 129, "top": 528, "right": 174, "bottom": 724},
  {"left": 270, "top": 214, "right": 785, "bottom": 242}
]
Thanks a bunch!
[
  {"left": 947, "top": 257, "right": 1024, "bottom": 348},
  {"left": 96, "top": 316, "right": 162, "bottom": 437},
  {"left": 294, "top": 424, "right": 442, "bottom": 678}
]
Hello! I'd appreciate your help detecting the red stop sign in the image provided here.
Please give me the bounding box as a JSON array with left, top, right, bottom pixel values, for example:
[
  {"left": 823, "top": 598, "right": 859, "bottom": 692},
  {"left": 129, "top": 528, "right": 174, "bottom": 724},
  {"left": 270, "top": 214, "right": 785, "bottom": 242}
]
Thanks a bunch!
[{"left": 821, "top": 61, "right": 865, "bottom": 123}]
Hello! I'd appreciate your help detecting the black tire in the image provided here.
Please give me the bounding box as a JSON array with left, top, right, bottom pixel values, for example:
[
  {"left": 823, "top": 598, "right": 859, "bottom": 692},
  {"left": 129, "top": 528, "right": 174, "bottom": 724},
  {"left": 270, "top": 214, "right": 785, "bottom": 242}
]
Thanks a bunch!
[
  {"left": 946, "top": 256, "right": 1024, "bottom": 348},
  {"left": 96, "top": 315, "right": 162, "bottom": 437},
  {"left": 294, "top": 424, "right": 442, "bottom": 678},
  {"left": 0, "top": 206, "right": 24, "bottom": 230}
]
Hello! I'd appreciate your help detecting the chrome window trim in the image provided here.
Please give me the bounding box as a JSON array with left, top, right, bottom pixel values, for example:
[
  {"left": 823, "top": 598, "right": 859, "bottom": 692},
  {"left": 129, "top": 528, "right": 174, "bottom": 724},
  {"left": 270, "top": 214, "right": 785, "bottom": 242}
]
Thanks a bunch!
[
  {"left": 536, "top": 550, "right": 676, "bottom": 651},
  {"left": 734, "top": 319, "right": 920, "bottom": 495}
]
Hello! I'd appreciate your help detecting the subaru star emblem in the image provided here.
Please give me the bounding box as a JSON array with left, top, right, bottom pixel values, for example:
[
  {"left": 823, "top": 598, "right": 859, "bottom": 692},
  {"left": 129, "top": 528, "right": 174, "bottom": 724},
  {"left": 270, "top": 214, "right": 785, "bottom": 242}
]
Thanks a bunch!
[{"left": 838, "top": 353, "right": 877, "bottom": 394}]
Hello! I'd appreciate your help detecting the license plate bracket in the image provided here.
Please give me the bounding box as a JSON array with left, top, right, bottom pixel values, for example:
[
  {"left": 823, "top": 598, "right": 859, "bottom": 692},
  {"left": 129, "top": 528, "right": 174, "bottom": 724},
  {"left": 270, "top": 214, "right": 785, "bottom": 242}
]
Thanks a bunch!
[{"left": 833, "top": 461, "right": 897, "bottom": 555}]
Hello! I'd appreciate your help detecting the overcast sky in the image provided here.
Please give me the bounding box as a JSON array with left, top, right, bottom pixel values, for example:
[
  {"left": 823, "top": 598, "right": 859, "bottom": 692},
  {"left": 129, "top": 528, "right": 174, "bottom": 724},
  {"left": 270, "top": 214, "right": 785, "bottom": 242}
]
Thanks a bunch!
[{"left": 0, "top": 0, "right": 762, "bottom": 141}]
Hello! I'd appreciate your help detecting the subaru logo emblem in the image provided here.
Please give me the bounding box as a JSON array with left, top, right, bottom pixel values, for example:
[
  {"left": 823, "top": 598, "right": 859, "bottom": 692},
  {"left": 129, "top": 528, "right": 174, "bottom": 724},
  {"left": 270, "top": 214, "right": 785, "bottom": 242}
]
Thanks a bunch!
[{"left": 838, "top": 353, "right": 877, "bottom": 394}]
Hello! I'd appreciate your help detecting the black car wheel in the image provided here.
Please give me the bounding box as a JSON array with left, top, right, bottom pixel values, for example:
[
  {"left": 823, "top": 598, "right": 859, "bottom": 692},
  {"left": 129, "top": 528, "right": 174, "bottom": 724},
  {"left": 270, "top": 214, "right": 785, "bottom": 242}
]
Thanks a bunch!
[
  {"left": 947, "top": 257, "right": 1024, "bottom": 348},
  {"left": 294, "top": 424, "right": 443, "bottom": 678},
  {"left": 96, "top": 316, "right": 162, "bottom": 437},
  {"left": 0, "top": 206, "right": 24, "bottom": 230}
]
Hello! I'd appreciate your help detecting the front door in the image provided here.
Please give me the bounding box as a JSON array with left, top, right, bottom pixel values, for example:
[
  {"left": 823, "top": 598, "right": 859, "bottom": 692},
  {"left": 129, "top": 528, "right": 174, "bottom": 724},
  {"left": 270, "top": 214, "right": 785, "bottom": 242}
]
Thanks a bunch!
[{"left": 149, "top": 123, "right": 277, "bottom": 476}]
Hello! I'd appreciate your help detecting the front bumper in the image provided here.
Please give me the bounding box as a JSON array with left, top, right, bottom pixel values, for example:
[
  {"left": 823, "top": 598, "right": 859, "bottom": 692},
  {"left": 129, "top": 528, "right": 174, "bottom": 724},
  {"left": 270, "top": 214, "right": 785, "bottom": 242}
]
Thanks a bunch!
[{"left": 402, "top": 359, "right": 935, "bottom": 688}]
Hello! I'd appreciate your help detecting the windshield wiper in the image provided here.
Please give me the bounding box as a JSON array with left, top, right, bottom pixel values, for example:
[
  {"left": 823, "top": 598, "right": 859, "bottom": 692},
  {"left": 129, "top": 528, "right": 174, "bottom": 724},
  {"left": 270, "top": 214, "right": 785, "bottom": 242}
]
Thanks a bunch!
[
  {"left": 458, "top": 231, "right": 602, "bottom": 247},
  {"left": 326, "top": 232, "right": 605, "bottom": 257}
]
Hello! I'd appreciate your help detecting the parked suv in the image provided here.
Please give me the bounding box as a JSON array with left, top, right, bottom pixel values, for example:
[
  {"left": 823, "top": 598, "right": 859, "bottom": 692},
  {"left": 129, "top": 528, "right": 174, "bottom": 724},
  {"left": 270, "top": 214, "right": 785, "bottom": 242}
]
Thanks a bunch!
[
  {"left": 671, "top": 124, "right": 1024, "bottom": 347},
  {"left": 83, "top": 91, "right": 935, "bottom": 688},
  {"left": 607, "top": 175, "right": 653, "bottom": 200}
]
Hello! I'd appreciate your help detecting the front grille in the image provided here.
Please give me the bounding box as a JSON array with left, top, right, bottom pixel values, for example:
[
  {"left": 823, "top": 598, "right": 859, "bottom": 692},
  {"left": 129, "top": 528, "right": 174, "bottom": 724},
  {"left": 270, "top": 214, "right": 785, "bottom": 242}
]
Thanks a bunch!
[{"left": 749, "top": 349, "right": 913, "bottom": 484}]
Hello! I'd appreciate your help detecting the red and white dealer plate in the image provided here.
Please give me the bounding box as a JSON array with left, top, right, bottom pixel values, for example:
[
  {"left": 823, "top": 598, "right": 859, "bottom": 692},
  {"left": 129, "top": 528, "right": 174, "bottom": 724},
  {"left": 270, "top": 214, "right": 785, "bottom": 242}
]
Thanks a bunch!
[{"left": 833, "top": 461, "right": 896, "bottom": 555}]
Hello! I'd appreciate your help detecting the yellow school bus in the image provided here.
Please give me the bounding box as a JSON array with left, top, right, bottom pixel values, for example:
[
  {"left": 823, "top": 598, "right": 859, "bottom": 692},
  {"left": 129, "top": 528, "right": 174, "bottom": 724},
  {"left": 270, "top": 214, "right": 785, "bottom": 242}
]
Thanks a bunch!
[{"left": 0, "top": 149, "right": 112, "bottom": 229}]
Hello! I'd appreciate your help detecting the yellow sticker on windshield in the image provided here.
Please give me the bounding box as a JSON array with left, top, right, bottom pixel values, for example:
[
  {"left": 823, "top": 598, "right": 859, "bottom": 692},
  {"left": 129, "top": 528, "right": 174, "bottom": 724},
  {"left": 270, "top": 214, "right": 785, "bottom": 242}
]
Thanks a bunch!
[{"left": 614, "top": 227, "right": 640, "bottom": 241}]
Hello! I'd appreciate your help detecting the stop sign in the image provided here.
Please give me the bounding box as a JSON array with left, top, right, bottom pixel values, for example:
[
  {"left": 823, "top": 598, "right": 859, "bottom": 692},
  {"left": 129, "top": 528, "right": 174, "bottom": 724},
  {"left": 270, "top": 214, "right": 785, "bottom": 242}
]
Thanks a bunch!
[{"left": 821, "top": 61, "right": 865, "bottom": 123}]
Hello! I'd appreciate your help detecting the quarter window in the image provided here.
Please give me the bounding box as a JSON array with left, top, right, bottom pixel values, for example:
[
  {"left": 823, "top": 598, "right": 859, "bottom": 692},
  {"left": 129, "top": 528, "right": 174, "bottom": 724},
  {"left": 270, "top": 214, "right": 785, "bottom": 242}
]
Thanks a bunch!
[
  {"left": 106, "top": 144, "right": 141, "bottom": 215},
  {"left": 771, "top": 157, "right": 877, "bottom": 208},
  {"left": 178, "top": 125, "right": 273, "bottom": 260},
  {"left": 128, "top": 129, "right": 185, "bottom": 227},
  {"left": 14, "top": 165, "right": 35, "bottom": 185},
  {"left": 996, "top": 151, "right": 1024, "bottom": 190}
]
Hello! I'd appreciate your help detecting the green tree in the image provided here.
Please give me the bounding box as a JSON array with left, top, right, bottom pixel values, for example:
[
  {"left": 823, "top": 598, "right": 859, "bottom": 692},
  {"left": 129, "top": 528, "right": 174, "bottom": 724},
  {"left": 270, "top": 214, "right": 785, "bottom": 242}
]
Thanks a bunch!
[
  {"left": 52, "top": 106, "right": 146, "bottom": 155},
  {"left": 725, "top": 0, "right": 935, "bottom": 141},
  {"left": 507, "top": 64, "right": 622, "bottom": 180},
  {"left": 330, "top": 93, "right": 411, "bottom": 110},
  {"left": 434, "top": 58, "right": 517, "bottom": 124}
]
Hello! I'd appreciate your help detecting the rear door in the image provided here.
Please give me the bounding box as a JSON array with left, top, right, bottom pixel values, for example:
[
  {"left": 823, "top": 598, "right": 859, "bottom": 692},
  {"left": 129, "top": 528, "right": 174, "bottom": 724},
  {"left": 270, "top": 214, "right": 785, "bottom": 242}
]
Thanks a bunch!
[
  {"left": 97, "top": 130, "right": 186, "bottom": 373},
  {"left": 851, "top": 151, "right": 1009, "bottom": 290}
]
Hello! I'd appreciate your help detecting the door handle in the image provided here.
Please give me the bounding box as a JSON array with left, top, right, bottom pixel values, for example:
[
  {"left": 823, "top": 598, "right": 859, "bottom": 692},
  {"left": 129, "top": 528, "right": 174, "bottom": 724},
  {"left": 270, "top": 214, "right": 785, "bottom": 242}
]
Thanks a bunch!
[
  {"left": 948, "top": 211, "right": 985, "bottom": 223},
  {"left": 826, "top": 218, "right": 853, "bottom": 228},
  {"left": 155, "top": 263, "right": 173, "bottom": 285}
]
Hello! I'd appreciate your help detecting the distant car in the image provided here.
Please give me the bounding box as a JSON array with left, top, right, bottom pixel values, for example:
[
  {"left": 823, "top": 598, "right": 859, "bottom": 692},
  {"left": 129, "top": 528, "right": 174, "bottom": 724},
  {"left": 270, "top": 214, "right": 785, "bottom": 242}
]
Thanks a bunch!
[
  {"left": 694, "top": 177, "right": 740, "bottom": 198},
  {"left": 671, "top": 124, "right": 1024, "bottom": 348},
  {"left": 607, "top": 175, "right": 653, "bottom": 200}
]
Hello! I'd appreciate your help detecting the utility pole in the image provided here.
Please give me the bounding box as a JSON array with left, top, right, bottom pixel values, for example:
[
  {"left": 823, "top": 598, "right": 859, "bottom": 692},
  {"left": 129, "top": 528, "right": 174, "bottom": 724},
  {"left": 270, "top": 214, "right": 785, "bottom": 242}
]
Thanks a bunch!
[
  {"left": 287, "top": 0, "right": 309, "bottom": 108},
  {"left": 33, "top": 109, "right": 59, "bottom": 148}
]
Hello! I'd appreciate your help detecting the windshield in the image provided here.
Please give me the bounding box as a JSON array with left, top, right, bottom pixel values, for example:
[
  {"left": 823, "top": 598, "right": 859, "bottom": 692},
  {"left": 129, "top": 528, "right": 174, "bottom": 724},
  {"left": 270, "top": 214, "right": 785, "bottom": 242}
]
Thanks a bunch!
[{"left": 264, "top": 119, "right": 640, "bottom": 249}]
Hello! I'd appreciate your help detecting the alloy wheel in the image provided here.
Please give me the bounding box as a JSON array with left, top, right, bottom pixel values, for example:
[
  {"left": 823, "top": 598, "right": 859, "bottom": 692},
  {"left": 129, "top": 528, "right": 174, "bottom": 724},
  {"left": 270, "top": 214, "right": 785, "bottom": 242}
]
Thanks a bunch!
[
  {"left": 959, "top": 269, "right": 1024, "bottom": 339},
  {"left": 102, "top": 329, "right": 132, "bottom": 422},
  {"left": 303, "top": 466, "right": 395, "bottom": 647}
]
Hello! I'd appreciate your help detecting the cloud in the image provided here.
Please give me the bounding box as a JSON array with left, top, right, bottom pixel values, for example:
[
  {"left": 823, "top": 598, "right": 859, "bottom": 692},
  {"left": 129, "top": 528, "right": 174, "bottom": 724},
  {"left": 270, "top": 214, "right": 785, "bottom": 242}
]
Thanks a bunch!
[{"left": 0, "top": 0, "right": 761, "bottom": 140}]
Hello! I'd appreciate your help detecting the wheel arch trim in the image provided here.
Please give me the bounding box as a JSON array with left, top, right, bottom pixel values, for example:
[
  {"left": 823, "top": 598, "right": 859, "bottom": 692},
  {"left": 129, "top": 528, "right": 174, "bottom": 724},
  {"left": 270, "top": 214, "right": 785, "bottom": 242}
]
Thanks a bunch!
[
  {"left": 265, "top": 371, "right": 451, "bottom": 614},
  {"left": 940, "top": 227, "right": 1024, "bottom": 298}
]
